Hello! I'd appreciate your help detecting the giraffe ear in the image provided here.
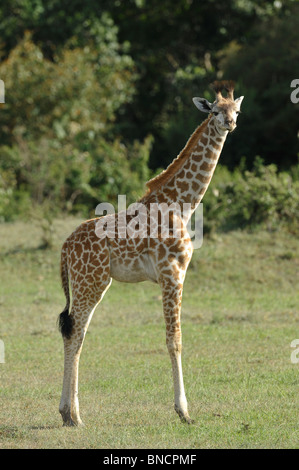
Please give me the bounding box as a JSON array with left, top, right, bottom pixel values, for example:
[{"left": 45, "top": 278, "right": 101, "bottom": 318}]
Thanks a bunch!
[
  {"left": 234, "top": 96, "right": 244, "bottom": 109},
  {"left": 192, "top": 97, "right": 212, "bottom": 113}
]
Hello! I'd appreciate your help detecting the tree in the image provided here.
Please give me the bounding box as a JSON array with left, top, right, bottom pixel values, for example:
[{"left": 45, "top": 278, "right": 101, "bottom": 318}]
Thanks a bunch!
[
  {"left": 220, "top": 2, "right": 299, "bottom": 168},
  {"left": 0, "top": 28, "right": 151, "bottom": 220}
]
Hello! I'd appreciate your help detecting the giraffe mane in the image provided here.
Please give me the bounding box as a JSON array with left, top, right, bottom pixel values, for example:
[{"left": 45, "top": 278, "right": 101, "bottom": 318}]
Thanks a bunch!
[{"left": 143, "top": 115, "right": 212, "bottom": 196}]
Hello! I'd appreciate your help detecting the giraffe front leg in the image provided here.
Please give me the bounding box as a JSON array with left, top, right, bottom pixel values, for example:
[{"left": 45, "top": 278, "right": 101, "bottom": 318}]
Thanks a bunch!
[{"left": 160, "top": 277, "right": 193, "bottom": 424}]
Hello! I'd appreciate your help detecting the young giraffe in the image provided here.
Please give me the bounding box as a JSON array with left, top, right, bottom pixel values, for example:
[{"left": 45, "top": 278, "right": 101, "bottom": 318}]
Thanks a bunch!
[{"left": 58, "top": 81, "right": 244, "bottom": 426}]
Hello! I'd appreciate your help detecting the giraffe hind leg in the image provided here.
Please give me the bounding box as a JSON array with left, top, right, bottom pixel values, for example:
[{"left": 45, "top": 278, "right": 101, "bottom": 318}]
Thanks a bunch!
[
  {"left": 59, "top": 279, "right": 112, "bottom": 426},
  {"left": 59, "top": 235, "right": 112, "bottom": 426},
  {"left": 59, "top": 300, "right": 97, "bottom": 426}
]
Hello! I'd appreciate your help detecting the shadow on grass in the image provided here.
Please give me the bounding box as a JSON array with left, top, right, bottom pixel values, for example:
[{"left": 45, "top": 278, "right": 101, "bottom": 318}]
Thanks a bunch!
[
  {"left": 0, "top": 424, "right": 61, "bottom": 439},
  {"left": 1, "top": 244, "right": 52, "bottom": 256},
  {"left": 29, "top": 425, "right": 61, "bottom": 430}
]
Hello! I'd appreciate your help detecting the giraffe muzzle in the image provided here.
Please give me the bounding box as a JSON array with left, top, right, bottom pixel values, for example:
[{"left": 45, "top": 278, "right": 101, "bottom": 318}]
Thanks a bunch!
[{"left": 225, "top": 121, "right": 236, "bottom": 132}]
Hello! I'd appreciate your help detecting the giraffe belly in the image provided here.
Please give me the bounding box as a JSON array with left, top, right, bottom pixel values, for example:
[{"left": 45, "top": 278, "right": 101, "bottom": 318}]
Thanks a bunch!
[{"left": 109, "top": 254, "right": 157, "bottom": 283}]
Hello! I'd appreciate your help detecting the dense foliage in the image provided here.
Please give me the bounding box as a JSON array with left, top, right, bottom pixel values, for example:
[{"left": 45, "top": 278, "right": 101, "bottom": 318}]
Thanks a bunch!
[
  {"left": 0, "top": 1, "right": 298, "bottom": 231},
  {"left": 0, "top": 28, "right": 152, "bottom": 219},
  {"left": 204, "top": 159, "right": 299, "bottom": 234}
]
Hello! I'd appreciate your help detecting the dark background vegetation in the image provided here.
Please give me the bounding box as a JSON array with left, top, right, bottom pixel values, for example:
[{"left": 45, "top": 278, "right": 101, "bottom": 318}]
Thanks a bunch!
[{"left": 0, "top": 0, "right": 298, "bottom": 232}]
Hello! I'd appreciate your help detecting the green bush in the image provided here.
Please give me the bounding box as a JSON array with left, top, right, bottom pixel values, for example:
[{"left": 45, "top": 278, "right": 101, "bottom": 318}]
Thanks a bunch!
[
  {"left": 0, "top": 167, "right": 31, "bottom": 222},
  {"left": 204, "top": 159, "right": 299, "bottom": 234},
  {"left": 0, "top": 29, "right": 153, "bottom": 221}
]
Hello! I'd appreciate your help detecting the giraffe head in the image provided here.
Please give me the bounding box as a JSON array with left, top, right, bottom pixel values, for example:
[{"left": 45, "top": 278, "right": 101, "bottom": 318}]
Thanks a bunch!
[{"left": 193, "top": 81, "right": 244, "bottom": 133}]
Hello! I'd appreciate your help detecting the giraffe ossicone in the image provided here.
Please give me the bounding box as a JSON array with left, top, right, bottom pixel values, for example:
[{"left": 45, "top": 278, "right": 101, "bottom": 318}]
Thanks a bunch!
[{"left": 58, "top": 81, "right": 244, "bottom": 426}]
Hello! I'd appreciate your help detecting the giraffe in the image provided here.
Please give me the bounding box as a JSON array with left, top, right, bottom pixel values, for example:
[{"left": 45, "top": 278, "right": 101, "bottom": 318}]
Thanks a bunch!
[{"left": 58, "top": 81, "right": 244, "bottom": 426}]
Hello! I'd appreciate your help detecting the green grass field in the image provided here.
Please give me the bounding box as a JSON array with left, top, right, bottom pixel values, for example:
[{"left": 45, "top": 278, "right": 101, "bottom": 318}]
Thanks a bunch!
[{"left": 0, "top": 216, "right": 298, "bottom": 448}]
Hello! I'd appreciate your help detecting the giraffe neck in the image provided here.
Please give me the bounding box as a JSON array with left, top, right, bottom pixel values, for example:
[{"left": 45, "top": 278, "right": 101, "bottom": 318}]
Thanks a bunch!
[{"left": 151, "top": 116, "right": 228, "bottom": 221}]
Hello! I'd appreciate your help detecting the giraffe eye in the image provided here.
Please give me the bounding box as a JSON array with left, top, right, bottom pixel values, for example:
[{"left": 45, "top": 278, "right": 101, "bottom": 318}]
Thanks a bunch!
[{"left": 213, "top": 112, "right": 219, "bottom": 116}]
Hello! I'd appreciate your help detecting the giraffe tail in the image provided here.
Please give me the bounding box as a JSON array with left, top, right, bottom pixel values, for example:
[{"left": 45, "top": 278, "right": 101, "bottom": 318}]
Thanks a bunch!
[{"left": 58, "top": 242, "right": 73, "bottom": 339}]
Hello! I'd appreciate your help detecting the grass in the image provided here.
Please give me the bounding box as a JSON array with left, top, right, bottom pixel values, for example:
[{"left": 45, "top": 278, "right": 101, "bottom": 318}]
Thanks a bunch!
[{"left": 0, "top": 216, "right": 298, "bottom": 448}]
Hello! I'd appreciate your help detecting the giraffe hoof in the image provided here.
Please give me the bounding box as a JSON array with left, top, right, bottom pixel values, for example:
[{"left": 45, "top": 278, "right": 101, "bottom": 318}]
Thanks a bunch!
[
  {"left": 60, "top": 405, "right": 84, "bottom": 427},
  {"left": 174, "top": 405, "right": 194, "bottom": 424},
  {"left": 184, "top": 416, "right": 195, "bottom": 425},
  {"left": 62, "top": 418, "right": 84, "bottom": 427}
]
